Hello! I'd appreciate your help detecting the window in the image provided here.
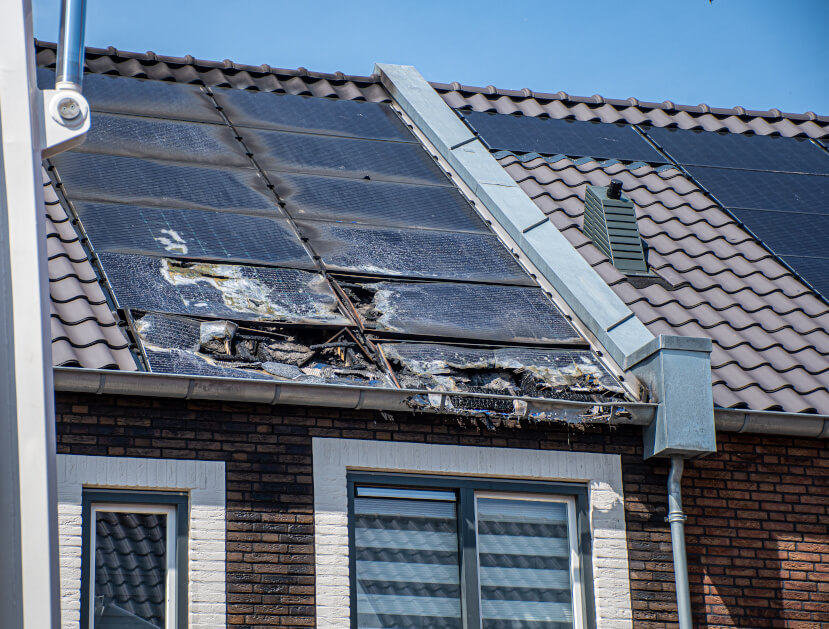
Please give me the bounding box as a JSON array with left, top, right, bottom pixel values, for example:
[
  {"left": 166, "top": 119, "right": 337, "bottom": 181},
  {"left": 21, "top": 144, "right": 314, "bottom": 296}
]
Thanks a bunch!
[
  {"left": 81, "top": 490, "right": 188, "bottom": 629},
  {"left": 348, "top": 474, "right": 593, "bottom": 629}
]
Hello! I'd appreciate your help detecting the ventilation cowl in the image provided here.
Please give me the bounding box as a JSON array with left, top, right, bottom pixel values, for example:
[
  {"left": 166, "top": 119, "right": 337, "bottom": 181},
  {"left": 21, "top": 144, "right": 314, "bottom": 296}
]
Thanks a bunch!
[{"left": 583, "top": 181, "right": 649, "bottom": 275}]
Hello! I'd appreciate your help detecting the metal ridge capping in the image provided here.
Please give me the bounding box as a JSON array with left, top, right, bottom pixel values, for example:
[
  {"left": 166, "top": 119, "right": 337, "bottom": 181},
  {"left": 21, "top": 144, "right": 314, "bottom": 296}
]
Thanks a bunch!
[{"left": 376, "top": 63, "right": 716, "bottom": 457}]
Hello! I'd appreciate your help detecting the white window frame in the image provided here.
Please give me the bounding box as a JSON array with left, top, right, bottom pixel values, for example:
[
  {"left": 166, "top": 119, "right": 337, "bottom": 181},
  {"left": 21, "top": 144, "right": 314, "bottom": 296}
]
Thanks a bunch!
[{"left": 313, "top": 437, "right": 633, "bottom": 629}]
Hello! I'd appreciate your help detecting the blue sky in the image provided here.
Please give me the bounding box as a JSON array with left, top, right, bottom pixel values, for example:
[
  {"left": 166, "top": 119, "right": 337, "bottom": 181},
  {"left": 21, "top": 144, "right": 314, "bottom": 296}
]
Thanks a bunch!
[{"left": 33, "top": 0, "right": 828, "bottom": 114}]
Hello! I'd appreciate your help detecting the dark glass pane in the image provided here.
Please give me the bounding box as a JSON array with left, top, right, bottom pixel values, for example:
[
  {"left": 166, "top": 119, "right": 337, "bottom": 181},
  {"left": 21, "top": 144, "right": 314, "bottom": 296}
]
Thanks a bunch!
[
  {"left": 213, "top": 87, "right": 414, "bottom": 141},
  {"left": 75, "top": 202, "right": 314, "bottom": 268},
  {"left": 296, "top": 221, "right": 532, "bottom": 284},
  {"left": 269, "top": 171, "right": 487, "bottom": 232},
  {"left": 241, "top": 128, "right": 448, "bottom": 185},
  {"left": 644, "top": 126, "right": 828, "bottom": 174},
  {"left": 354, "top": 492, "right": 462, "bottom": 629},
  {"left": 729, "top": 208, "right": 829, "bottom": 257},
  {"left": 779, "top": 256, "right": 829, "bottom": 299},
  {"left": 77, "top": 113, "right": 250, "bottom": 167},
  {"left": 51, "top": 153, "right": 280, "bottom": 216},
  {"left": 477, "top": 497, "right": 575, "bottom": 628},
  {"left": 461, "top": 110, "right": 666, "bottom": 163},
  {"left": 94, "top": 511, "right": 167, "bottom": 628},
  {"left": 685, "top": 166, "right": 829, "bottom": 214}
]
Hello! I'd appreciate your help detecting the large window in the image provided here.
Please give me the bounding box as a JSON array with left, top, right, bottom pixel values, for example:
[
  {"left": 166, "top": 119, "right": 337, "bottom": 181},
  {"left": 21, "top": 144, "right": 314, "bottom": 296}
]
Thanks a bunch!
[
  {"left": 81, "top": 490, "right": 188, "bottom": 629},
  {"left": 348, "top": 474, "right": 593, "bottom": 629}
]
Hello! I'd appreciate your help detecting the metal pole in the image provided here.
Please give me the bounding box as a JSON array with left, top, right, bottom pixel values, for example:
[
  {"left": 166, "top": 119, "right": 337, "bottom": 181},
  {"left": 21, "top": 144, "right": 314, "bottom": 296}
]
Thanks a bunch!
[
  {"left": 667, "top": 455, "right": 693, "bottom": 628},
  {"left": 55, "top": 0, "right": 87, "bottom": 90}
]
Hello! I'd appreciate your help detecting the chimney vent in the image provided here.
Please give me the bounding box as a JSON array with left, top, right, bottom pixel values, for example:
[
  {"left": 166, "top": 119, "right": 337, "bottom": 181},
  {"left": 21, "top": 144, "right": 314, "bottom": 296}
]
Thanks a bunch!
[{"left": 583, "top": 183, "right": 649, "bottom": 275}]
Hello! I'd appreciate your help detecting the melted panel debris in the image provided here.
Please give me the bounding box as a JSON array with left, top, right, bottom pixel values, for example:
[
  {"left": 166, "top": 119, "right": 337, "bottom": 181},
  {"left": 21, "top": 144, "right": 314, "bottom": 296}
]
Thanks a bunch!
[
  {"left": 100, "top": 252, "right": 349, "bottom": 324},
  {"left": 75, "top": 202, "right": 315, "bottom": 268},
  {"left": 382, "top": 342, "right": 624, "bottom": 411},
  {"left": 341, "top": 280, "right": 581, "bottom": 344},
  {"left": 296, "top": 221, "right": 533, "bottom": 285},
  {"left": 135, "top": 311, "right": 392, "bottom": 386}
]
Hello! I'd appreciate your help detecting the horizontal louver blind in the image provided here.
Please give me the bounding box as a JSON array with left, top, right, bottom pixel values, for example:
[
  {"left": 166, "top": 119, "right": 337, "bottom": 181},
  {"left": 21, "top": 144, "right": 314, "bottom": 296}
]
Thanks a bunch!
[
  {"left": 354, "top": 491, "right": 461, "bottom": 629},
  {"left": 476, "top": 497, "right": 574, "bottom": 628}
]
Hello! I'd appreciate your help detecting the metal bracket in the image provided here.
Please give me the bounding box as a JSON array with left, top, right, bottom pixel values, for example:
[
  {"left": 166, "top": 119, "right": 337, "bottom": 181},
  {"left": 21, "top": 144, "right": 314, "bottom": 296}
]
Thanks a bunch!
[{"left": 40, "top": 88, "right": 90, "bottom": 158}]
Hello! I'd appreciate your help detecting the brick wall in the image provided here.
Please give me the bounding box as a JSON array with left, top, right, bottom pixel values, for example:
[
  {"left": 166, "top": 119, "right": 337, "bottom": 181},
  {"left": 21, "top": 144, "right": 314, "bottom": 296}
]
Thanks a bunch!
[{"left": 54, "top": 392, "right": 829, "bottom": 628}]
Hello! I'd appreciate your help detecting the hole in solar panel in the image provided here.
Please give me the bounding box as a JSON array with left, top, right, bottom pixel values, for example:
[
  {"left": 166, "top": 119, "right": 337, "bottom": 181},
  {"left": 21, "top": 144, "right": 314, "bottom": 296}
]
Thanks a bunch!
[
  {"left": 134, "top": 311, "right": 391, "bottom": 385},
  {"left": 99, "top": 252, "right": 349, "bottom": 324},
  {"left": 643, "top": 126, "right": 829, "bottom": 174},
  {"left": 338, "top": 280, "right": 580, "bottom": 344},
  {"left": 77, "top": 113, "right": 251, "bottom": 167},
  {"left": 296, "top": 221, "right": 532, "bottom": 284},
  {"left": 241, "top": 128, "right": 448, "bottom": 185},
  {"left": 460, "top": 110, "right": 666, "bottom": 163},
  {"left": 269, "top": 171, "right": 487, "bottom": 232},
  {"left": 73, "top": 202, "right": 314, "bottom": 268},
  {"left": 212, "top": 87, "right": 414, "bottom": 141},
  {"left": 50, "top": 153, "right": 280, "bottom": 216},
  {"left": 381, "top": 343, "right": 624, "bottom": 410}
]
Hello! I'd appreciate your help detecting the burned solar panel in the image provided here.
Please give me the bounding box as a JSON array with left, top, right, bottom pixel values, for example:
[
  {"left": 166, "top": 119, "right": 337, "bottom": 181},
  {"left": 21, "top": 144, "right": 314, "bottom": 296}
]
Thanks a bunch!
[
  {"left": 74, "top": 202, "right": 314, "bottom": 268},
  {"left": 296, "top": 220, "right": 532, "bottom": 284},
  {"left": 381, "top": 342, "right": 624, "bottom": 406},
  {"left": 341, "top": 280, "right": 581, "bottom": 344},
  {"left": 100, "top": 252, "right": 349, "bottom": 324},
  {"left": 269, "top": 171, "right": 487, "bottom": 232},
  {"left": 134, "top": 311, "right": 391, "bottom": 386},
  {"left": 76, "top": 113, "right": 251, "bottom": 167},
  {"left": 50, "top": 153, "right": 281, "bottom": 216},
  {"left": 241, "top": 127, "right": 448, "bottom": 185},
  {"left": 212, "top": 87, "right": 414, "bottom": 142}
]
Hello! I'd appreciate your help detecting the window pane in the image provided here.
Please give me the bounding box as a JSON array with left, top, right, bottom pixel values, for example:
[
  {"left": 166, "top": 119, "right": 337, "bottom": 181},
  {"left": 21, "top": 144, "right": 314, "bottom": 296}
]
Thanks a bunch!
[
  {"left": 476, "top": 497, "right": 575, "bottom": 629},
  {"left": 94, "top": 511, "right": 168, "bottom": 628},
  {"left": 354, "top": 493, "right": 462, "bottom": 629}
]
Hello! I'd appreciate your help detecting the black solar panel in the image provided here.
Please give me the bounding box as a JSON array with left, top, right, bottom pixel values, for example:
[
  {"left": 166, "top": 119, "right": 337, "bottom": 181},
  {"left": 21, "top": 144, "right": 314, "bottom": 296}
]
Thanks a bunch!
[
  {"left": 645, "top": 127, "right": 828, "bottom": 174},
  {"left": 51, "top": 153, "right": 281, "bottom": 216},
  {"left": 241, "top": 128, "right": 448, "bottom": 185},
  {"left": 78, "top": 113, "right": 251, "bottom": 167},
  {"left": 729, "top": 208, "right": 829, "bottom": 257},
  {"left": 99, "top": 252, "right": 349, "bottom": 324},
  {"left": 460, "top": 110, "right": 666, "bottom": 163},
  {"left": 74, "top": 202, "right": 315, "bottom": 268},
  {"left": 213, "top": 87, "right": 414, "bottom": 142},
  {"left": 686, "top": 166, "right": 829, "bottom": 214},
  {"left": 269, "top": 171, "right": 486, "bottom": 232},
  {"left": 296, "top": 220, "right": 532, "bottom": 284},
  {"left": 778, "top": 256, "right": 829, "bottom": 298},
  {"left": 349, "top": 281, "right": 580, "bottom": 344}
]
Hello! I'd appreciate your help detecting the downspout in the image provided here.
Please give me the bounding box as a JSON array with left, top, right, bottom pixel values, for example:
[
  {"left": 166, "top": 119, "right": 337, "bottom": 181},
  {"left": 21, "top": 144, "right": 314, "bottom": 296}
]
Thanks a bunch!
[{"left": 667, "top": 456, "right": 692, "bottom": 629}]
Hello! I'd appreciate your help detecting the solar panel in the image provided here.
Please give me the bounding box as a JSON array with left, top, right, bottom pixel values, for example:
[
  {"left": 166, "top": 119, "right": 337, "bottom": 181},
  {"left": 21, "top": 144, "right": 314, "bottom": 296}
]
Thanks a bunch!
[
  {"left": 50, "top": 153, "right": 281, "bottom": 216},
  {"left": 77, "top": 113, "right": 251, "bottom": 167},
  {"left": 346, "top": 280, "right": 580, "bottom": 344},
  {"left": 99, "top": 252, "right": 350, "bottom": 324},
  {"left": 686, "top": 166, "right": 829, "bottom": 214},
  {"left": 240, "top": 127, "right": 449, "bottom": 185},
  {"left": 729, "top": 208, "right": 829, "bottom": 257},
  {"left": 778, "top": 256, "right": 829, "bottom": 298},
  {"left": 295, "top": 220, "right": 533, "bottom": 284},
  {"left": 460, "top": 110, "right": 666, "bottom": 163},
  {"left": 644, "top": 126, "right": 829, "bottom": 174},
  {"left": 74, "top": 202, "right": 315, "bottom": 268},
  {"left": 269, "top": 171, "right": 487, "bottom": 232},
  {"left": 212, "top": 87, "right": 414, "bottom": 142}
]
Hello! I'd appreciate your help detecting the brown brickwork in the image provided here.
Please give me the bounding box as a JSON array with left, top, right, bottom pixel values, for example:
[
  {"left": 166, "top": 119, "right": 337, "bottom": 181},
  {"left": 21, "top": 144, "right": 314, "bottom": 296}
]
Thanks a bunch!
[{"left": 54, "top": 392, "right": 828, "bottom": 628}]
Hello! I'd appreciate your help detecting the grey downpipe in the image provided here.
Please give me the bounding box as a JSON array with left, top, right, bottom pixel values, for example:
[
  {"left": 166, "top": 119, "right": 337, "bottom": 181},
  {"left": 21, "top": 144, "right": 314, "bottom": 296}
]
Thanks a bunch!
[
  {"left": 667, "top": 455, "right": 693, "bottom": 628},
  {"left": 55, "top": 0, "right": 87, "bottom": 90}
]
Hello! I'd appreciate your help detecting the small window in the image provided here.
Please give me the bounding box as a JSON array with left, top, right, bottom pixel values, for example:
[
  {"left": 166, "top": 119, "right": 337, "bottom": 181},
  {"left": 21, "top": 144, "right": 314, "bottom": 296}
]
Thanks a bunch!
[
  {"left": 81, "top": 490, "right": 188, "bottom": 629},
  {"left": 348, "top": 475, "right": 593, "bottom": 629}
]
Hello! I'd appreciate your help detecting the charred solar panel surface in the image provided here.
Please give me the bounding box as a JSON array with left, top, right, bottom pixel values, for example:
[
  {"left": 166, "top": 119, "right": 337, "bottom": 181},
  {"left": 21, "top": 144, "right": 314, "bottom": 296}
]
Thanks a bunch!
[
  {"left": 296, "top": 221, "right": 532, "bottom": 284},
  {"left": 686, "top": 166, "right": 829, "bottom": 214},
  {"left": 779, "top": 256, "right": 829, "bottom": 298},
  {"left": 99, "top": 252, "right": 349, "bottom": 324},
  {"left": 39, "top": 68, "right": 222, "bottom": 123},
  {"left": 51, "top": 152, "right": 279, "bottom": 216},
  {"left": 349, "top": 281, "right": 581, "bottom": 343},
  {"left": 241, "top": 128, "right": 448, "bottom": 185},
  {"left": 644, "top": 127, "right": 828, "bottom": 174},
  {"left": 74, "top": 202, "right": 314, "bottom": 268},
  {"left": 270, "top": 172, "right": 486, "bottom": 232},
  {"left": 460, "top": 110, "right": 665, "bottom": 163},
  {"left": 213, "top": 88, "right": 413, "bottom": 142},
  {"left": 77, "top": 113, "right": 250, "bottom": 167}
]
